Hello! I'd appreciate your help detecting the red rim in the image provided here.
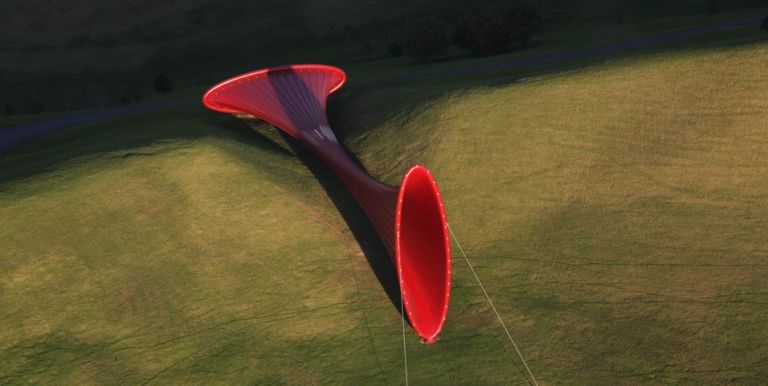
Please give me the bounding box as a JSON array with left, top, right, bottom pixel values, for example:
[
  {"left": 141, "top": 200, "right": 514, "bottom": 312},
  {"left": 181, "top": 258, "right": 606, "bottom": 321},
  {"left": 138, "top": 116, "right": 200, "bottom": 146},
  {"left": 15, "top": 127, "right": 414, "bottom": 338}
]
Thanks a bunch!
[
  {"left": 202, "top": 64, "right": 347, "bottom": 115},
  {"left": 395, "top": 164, "right": 451, "bottom": 343}
]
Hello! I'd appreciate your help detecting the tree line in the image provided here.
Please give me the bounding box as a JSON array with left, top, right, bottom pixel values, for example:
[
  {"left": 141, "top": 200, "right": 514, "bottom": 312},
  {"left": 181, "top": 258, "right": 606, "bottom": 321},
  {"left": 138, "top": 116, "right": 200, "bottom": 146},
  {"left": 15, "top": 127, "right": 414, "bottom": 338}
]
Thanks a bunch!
[{"left": 388, "top": 5, "right": 543, "bottom": 64}]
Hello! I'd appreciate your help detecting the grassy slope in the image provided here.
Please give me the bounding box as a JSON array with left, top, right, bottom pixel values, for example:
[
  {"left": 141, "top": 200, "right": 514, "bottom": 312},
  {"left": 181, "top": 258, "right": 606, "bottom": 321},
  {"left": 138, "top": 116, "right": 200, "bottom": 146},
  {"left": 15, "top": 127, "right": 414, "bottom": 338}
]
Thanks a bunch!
[
  {"left": 1, "top": 39, "right": 768, "bottom": 386},
  {"left": 0, "top": 108, "right": 517, "bottom": 385},
  {"left": 348, "top": 42, "right": 768, "bottom": 383}
]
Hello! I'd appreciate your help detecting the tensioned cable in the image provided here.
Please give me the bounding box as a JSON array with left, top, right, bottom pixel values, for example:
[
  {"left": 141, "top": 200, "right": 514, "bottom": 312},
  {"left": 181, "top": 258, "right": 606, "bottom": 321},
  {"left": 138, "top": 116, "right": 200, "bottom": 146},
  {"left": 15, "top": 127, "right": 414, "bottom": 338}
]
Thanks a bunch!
[{"left": 447, "top": 223, "right": 539, "bottom": 386}]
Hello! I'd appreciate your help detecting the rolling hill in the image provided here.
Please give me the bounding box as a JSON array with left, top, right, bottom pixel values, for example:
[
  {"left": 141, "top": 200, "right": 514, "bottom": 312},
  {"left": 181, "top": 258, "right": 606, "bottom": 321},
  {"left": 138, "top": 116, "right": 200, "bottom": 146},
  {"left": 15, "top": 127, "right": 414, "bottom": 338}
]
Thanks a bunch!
[{"left": 1, "top": 30, "right": 767, "bottom": 385}]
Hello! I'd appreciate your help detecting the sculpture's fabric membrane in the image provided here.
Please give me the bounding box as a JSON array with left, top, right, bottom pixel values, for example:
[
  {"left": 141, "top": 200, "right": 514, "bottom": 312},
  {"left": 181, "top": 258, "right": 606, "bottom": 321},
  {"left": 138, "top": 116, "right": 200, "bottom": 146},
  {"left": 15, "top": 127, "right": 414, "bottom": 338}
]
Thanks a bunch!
[{"left": 203, "top": 64, "right": 451, "bottom": 343}]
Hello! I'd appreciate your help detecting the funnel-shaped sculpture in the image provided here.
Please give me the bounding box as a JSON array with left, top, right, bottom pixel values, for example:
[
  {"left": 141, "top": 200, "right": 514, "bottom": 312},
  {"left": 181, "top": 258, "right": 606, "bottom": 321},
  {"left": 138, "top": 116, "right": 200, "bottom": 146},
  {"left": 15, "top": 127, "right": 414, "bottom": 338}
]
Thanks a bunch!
[{"left": 203, "top": 64, "right": 450, "bottom": 343}]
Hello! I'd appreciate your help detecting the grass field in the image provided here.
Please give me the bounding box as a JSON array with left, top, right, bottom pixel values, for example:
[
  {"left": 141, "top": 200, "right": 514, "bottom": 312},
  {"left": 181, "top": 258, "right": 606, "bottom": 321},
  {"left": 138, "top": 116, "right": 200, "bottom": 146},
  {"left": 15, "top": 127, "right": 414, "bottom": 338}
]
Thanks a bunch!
[{"left": 2, "top": 16, "right": 768, "bottom": 386}]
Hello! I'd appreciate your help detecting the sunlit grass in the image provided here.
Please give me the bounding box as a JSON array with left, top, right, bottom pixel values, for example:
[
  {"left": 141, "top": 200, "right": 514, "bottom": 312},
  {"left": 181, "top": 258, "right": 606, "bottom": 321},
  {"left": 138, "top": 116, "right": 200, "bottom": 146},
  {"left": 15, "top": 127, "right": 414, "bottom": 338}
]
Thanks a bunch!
[{"left": 351, "top": 42, "right": 768, "bottom": 383}]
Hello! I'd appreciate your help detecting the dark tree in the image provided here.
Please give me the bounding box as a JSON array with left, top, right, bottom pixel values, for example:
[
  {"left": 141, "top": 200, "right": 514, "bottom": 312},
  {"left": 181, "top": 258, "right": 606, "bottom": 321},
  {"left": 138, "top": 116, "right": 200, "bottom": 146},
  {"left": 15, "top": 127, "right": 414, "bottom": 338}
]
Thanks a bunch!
[
  {"left": 364, "top": 41, "right": 372, "bottom": 61},
  {"left": 22, "top": 99, "right": 44, "bottom": 114},
  {"left": 2, "top": 103, "right": 15, "bottom": 117},
  {"left": 452, "top": 12, "right": 512, "bottom": 56},
  {"left": 708, "top": 1, "right": 719, "bottom": 14},
  {"left": 327, "top": 24, "right": 337, "bottom": 42},
  {"left": 506, "top": 5, "right": 543, "bottom": 35},
  {"left": 762, "top": 16, "right": 768, "bottom": 32},
  {"left": 451, "top": 17, "right": 472, "bottom": 49},
  {"left": 153, "top": 73, "right": 173, "bottom": 93},
  {"left": 388, "top": 40, "right": 403, "bottom": 57},
  {"left": 65, "top": 35, "right": 93, "bottom": 49},
  {"left": 402, "top": 16, "right": 448, "bottom": 64},
  {"left": 452, "top": 5, "right": 541, "bottom": 57}
]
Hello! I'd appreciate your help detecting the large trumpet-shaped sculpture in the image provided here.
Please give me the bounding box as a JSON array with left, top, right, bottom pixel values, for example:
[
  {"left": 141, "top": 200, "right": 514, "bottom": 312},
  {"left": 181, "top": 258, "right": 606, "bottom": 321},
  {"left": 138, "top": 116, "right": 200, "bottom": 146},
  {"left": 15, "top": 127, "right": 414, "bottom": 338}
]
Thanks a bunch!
[{"left": 203, "top": 64, "right": 450, "bottom": 343}]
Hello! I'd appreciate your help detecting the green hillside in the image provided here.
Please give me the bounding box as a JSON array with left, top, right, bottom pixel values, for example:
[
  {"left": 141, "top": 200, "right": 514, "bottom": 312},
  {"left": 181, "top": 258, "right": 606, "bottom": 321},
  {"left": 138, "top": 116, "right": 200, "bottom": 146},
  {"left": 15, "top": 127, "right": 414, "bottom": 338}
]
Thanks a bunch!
[
  {"left": 3, "top": 1, "right": 768, "bottom": 380},
  {"left": 348, "top": 42, "right": 768, "bottom": 383},
  {"left": 2, "top": 36, "right": 767, "bottom": 384}
]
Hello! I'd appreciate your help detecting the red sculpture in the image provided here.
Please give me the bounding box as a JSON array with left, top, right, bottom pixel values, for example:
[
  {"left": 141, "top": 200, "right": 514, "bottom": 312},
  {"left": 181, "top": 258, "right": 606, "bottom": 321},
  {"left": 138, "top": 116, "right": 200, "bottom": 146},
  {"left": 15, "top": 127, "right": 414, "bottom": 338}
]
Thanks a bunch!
[{"left": 203, "top": 64, "right": 450, "bottom": 343}]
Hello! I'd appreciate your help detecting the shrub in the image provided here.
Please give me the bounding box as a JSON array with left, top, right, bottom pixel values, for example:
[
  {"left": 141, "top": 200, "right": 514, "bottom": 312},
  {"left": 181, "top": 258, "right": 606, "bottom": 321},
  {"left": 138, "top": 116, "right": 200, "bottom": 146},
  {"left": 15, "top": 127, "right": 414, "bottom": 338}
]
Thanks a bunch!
[
  {"left": 402, "top": 16, "right": 448, "bottom": 64},
  {"left": 153, "top": 73, "right": 173, "bottom": 93}
]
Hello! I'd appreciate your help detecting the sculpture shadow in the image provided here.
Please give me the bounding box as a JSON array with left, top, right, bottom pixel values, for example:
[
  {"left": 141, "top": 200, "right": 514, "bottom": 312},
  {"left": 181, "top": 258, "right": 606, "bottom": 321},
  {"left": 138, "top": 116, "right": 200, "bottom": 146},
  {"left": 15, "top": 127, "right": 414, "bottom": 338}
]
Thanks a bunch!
[
  {"left": 283, "top": 134, "right": 403, "bottom": 315},
  {"left": 261, "top": 69, "right": 404, "bottom": 316},
  {"left": 207, "top": 112, "right": 404, "bottom": 317}
]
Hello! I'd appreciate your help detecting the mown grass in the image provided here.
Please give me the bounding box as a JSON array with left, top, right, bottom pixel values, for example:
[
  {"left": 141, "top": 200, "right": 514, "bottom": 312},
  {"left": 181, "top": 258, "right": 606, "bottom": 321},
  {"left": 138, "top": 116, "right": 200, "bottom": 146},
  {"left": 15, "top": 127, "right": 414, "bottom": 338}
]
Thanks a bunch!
[
  {"left": 2, "top": 35, "right": 768, "bottom": 386},
  {"left": 348, "top": 42, "right": 768, "bottom": 383},
  {"left": 0, "top": 108, "right": 519, "bottom": 385}
]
